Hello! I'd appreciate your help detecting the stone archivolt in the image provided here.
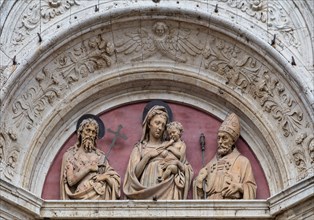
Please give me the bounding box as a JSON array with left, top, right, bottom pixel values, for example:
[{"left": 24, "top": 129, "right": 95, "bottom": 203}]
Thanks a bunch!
[{"left": 7, "top": 20, "right": 313, "bottom": 186}]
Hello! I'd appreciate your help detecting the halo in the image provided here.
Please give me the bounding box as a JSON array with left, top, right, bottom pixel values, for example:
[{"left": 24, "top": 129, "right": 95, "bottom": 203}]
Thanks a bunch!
[
  {"left": 142, "top": 100, "right": 173, "bottom": 123},
  {"left": 76, "top": 114, "right": 105, "bottom": 139}
]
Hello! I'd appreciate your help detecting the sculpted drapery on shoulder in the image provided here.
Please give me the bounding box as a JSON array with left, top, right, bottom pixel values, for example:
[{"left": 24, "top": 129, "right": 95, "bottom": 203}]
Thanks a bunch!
[
  {"left": 123, "top": 105, "right": 193, "bottom": 200},
  {"left": 60, "top": 115, "right": 120, "bottom": 200},
  {"left": 193, "top": 113, "right": 257, "bottom": 200}
]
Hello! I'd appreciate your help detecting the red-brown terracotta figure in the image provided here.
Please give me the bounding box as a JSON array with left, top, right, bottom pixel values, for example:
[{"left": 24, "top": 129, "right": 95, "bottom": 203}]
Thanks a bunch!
[
  {"left": 60, "top": 115, "right": 120, "bottom": 200},
  {"left": 123, "top": 105, "right": 193, "bottom": 200},
  {"left": 194, "top": 113, "right": 257, "bottom": 199}
]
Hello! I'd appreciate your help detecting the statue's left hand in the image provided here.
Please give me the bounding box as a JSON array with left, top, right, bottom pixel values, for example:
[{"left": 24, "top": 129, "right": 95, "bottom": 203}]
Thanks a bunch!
[
  {"left": 221, "top": 180, "right": 243, "bottom": 198},
  {"left": 93, "top": 174, "right": 109, "bottom": 182}
]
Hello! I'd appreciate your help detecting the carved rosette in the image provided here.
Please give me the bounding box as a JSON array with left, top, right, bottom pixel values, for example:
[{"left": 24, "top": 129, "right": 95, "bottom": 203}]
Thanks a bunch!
[
  {"left": 41, "top": 0, "right": 80, "bottom": 22},
  {"left": 12, "top": 34, "right": 115, "bottom": 129},
  {"left": 0, "top": 129, "right": 20, "bottom": 181}
]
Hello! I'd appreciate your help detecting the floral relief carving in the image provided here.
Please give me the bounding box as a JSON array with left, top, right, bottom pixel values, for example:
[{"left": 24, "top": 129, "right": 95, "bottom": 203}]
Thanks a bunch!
[
  {"left": 11, "top": 0, "right": 80, "bottom": 46},
  {"left": 8, "top": 24, "right": 311, "bottom": 180},
  {"left": 0, "top": 129, "right": 20, "bottom": 181},
  {"left": 55, "top": 34, "right": 115, "bottom": 83},
  {"left": 12, "top": 2, "right": 41, "bottom": 46},
  {"left": 115, "top": 22, "right": 203, "bottom": 62},
  {"left": 41, "top": 0, "right": 80, "bottom": 21},
  {"left": 307, "top": 138, "right": 314, "bottom": 165},
  {"left": 291, "top": 149, "right": 308, "bottom": 181},
  {"left": 12, "top": 34, "right": 115, "bottom": 129},
  {"left": 203, "top": 36, "right": 304, "bottom": 138},
  {"left": 218, "top": 0, "right": 300, "bottom": 49}
]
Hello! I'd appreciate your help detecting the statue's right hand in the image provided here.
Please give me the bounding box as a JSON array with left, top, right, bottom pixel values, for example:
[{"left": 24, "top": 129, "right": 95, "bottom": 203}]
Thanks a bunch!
[
  {"left": 89, "top": 162, "right": 99, "bottom": 172},
  {"left": 146, "top": 149, "right": 160, "bottom": 159},
  {"left": 197, "top": 168, "right": 208, "bottom": 182}
]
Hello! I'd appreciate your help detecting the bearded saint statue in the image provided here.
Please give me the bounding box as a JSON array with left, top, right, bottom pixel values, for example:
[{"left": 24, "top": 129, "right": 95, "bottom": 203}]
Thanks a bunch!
[
  {"left": 193, "top": 113, "right": 257, "bottom": 199},
  {"left": 60, "top": 114, "right": 120, "bottom": 200}
]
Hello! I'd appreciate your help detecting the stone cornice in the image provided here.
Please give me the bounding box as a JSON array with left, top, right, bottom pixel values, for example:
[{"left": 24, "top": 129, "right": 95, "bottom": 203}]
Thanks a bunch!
[
  {"left": 268, "top": 175, "right": 314, "bottom": 215},
  {"left": 1, "top": 177, "right": 313, "bottom": 219}
]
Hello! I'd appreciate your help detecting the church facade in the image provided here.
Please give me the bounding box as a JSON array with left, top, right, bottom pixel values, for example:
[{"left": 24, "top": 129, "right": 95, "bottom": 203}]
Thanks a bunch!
[{"left": 0, "top": 0, "right": 313, "bottom": 219}]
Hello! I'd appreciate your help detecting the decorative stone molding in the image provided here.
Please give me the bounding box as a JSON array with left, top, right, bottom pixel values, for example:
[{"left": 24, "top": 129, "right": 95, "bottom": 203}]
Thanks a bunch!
[
  {"left": 11, "top": 0, "right": 80, "bottom": 47},
  {"left": 11, "top": 21, "right": 309, "bottom": 141},
  {"left": 0, "top": 129, "right": 20, "bottom": 181},
  {"left": 12, "top": 34, "right": 114, "bottom": 130},
  {"left": 3, "top": 19, "right": 312, "bottom": 192},
  {"left": 218, "top": 0, "right": 300, "bottom": 49},
  {"left": 202, "top": 35, "right": 304, "bottom": 138},
  {"left": 41, "top": 0, "right": 80, "bottom": 22},
  {"left": 1, "top": 176, "right": 313, "bottom": 219}
]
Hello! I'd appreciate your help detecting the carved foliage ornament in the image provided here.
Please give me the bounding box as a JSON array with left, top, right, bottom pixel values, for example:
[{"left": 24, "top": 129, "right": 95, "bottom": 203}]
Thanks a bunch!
[
  {"left": 202, "top": 36, "right": 303, "bottom": 138},
  {"left": 292, "top": 134, "right": 314, "bottom": 179},
  {"left": 0, "top": 129, "right": 19, "bottom": 181},
  {"left": 11, "top": 0, "right": 80, "bottom": 46},
  {"left": 218, "top": 0, "right": 300, "bottom": 49},
  {"left": 9, "top": 22, "right": 312, "bottom": 180},
  {"left": 12, "top": 34, "right": 114, "bottom": 129}
]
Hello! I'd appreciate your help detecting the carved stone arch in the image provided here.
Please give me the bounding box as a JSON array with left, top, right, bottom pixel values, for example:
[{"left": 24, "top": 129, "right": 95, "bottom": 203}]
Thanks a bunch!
[
  {"left": 1, "top": 5, "right": 313, "bottom": 194},
  {"left": 1, "top": 1, "right": 314, "bottom": 219}
]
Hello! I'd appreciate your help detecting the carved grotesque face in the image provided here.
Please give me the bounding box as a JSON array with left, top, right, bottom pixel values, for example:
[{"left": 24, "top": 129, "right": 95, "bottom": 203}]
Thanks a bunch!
[
  {"left": 81, "top": 123, "right": 98, "bottom": 152},
  {"left": 148, "top": 114, "right": 167, "bottom": 140},
  {"left": 168, "top": 127, "right": 180, "bottom": 142},
  {"left": 217, "top": 131, "right": 234, "bottom": 157}
]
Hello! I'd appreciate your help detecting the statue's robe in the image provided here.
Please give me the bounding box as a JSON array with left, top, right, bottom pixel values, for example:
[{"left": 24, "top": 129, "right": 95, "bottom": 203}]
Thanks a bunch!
[{"left": 194, "top": 149, "right": 256, "bottom": 199}]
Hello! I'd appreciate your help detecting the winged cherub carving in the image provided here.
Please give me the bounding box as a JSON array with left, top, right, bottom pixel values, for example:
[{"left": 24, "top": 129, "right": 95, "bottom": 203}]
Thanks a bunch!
[{"left": 116, "top": 22, "right": 203, "bottom": 62}]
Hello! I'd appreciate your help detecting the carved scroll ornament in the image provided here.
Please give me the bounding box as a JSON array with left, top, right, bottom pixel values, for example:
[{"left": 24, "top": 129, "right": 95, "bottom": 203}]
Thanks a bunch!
[
  {"left": 0, "top": 129, "right": 20, "bottom": 181},
  {"left": 9, "top": 22, "right": 313, "bottom": 180},
  {"left": 217, "top": 0, "right": 300, "bottom": 49},
  {"left": 202, "top": 36, "right": 303, "bottom": 138},
  {"left": 12, "top": 34, "right": 115, "bottom": 129},
  {"left": 11, "top": 0, "right": 80, "bottom": 47}
]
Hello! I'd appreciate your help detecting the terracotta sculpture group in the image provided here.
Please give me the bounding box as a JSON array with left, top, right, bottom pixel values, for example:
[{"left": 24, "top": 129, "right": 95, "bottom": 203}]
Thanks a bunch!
[{"left": 60, "top": 103, "right": 257, "bottom": 200}]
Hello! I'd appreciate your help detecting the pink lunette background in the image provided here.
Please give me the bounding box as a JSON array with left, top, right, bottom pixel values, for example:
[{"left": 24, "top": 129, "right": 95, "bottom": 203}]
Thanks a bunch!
[{"left": 42, "top": 102, "right": 270, "bottom": 199}]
